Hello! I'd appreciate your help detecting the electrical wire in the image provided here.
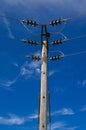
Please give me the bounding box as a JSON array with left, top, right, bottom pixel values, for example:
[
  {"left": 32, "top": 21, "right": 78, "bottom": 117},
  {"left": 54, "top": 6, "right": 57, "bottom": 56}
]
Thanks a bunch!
[
  {"left": 0, "top": 13, "right": 86, "bottom": 25},
  {"left": 0, "top": 15, "right": 20, "bottom": 21},
  {"left": 50, "top": 34, "right": 86, "bottom": 45},
  {"left": 0, "top": 36, "right": 20, "bottom": 41},
  {"left": 20, "top": 21, "right": 40, "bottom": 37},
  {"left": 0, "top": 15, "right": 40, "bottom": 37},
  {"left": 49, "top": 50, "right": 64, "bottom": 56},
  {"left": 50, "top": 23, "right": 67, "bottom": 38},
  {"left": 65, "top": 34, "right": 86, "bottom": 42},
  {"left": 64, "top": 50, "right": 86, "bottom": 57},
  {"left": 66, "top": 14, "right": 86, "bottom": 22}
]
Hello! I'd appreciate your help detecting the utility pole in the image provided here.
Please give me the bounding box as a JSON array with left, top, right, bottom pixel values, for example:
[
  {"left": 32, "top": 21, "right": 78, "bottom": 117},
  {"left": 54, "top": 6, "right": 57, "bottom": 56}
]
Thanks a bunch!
[
  {"left": 40, "top": 40, "right": 48, "bottom": 130},
  {"left": 39, "top": 25, "right": 50, "bottom": 130},
  {"left": 21, "top": 18, "right": 67, "bottom": 130}
]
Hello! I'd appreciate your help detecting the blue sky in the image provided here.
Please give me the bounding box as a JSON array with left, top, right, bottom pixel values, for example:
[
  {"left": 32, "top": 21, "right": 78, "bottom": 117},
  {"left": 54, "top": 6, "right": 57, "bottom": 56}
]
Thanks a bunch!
[{"left": 0, "top": 0, "right": 86, "bottom": 130}]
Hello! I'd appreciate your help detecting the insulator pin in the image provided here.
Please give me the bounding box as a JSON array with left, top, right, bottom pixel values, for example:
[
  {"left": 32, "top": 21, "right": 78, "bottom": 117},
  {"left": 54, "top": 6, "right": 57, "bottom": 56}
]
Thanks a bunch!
[
  {"left": 21, "top": 39, "right": 38, "bottom": 45},
  {"left": 50, "top": 56, "right": 60, "bottom": 60},
  {"left": 50, "top": 18, "right": 67, "bottom": 26},
  {"left": 52, "top": 39, "right": 62, "bottom": 45},
  {"left": 21, "top": 20, "right": 38, "bottom": 26},
  {"left": 31, "top": 55, "right": 41, "bottom": 61}
]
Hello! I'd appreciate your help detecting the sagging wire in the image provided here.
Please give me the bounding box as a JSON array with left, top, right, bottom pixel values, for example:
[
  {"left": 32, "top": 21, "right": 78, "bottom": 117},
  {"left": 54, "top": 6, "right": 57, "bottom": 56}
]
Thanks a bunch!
[
  {"left": 66, "top": 14, "right": 86, "bottom": 22},
  {"left": 66, "top": 34, "right": 86, "bottom": 42},
  {"left": 0, "top": 15, "right": 20, "bottom": 21},
  {"left": 51, "top": 23, "right": 66, "bottom": 34},
  {"left": 0, "top": 36, "right": 40, "bottom": 46},
  {"left": 20, "top": 21, "right": 39, "bottom": 37},
  {"left": 49, "top": 50, "right": 64, "bottom": 56},
  {"left": 0, "top": 13, "right": 86, "bottom": 25},
  {"left": 49, "top": 50, "right": 86, "bottom": 61},
  {"left": 51, "top": 34, "right": 86, "bottom": 45},
  {"left": 64, "top": 50, "right": 86, "bottom": 57},
  {"left": 20, "top": 21, "right": 37, "bottom": 36},
  {"left": 50, "top": 22, "right": 67, "bottom": 39}
]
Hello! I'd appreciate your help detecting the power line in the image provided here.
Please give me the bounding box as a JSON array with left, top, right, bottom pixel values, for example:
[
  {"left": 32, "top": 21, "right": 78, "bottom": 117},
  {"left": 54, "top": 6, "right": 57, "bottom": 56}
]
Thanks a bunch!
[
  {"left": 0, "top": 13, "right": 86, "bottom": 25},
  {"left": 0, "top": 15, "right": 20, "bottom": 21},
  {"left": 66, "top": 14, "right": 86, "bottom": 22},
  {"left": 64, "top": 50, "right": 86, "bottom": 57},
  {"left": 49, "top": 50, "right": 86, "bottom": 61},
  {"left": 51, "top": 34, "right": 86, "bottom": 45},
  {"left": 20, "top": 21, "right": 40, "bottom": 37}
]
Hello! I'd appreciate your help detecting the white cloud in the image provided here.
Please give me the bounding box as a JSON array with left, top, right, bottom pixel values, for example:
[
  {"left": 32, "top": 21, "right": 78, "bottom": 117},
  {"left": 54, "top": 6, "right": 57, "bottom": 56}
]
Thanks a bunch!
[
  {"left": 20, "top": 53, "right": 41, "bottom": 79},
  {"left": 0, "top": 112, "right": 38, "bottom": 126},
  {"left": 56, "top": 88, "right": 65, "bottom": 93},
  {"left": 78, "top": 80, "right": 86, "bottom": 87},
  {"left": 66, "top": 127, "right": 78, "bottom": 130},
  {"left": 1, "top": 0, "right": 86, "bottom": 14},
  {"left": 48, "top": 70, "right": 56, "bottom": 77},
  {"left": 28, "top": 60, "right": 41, "bottom": 69},
  {"left": 27, "top": 113, "right": 38, "bottom": 120},
  {"left": 80, "top": 105, "right": 86, "bottom": 112},
  {"left": 13, "top": 62, "right": 19, "bottom": 67},
  {"left": 0, "top": 78, "right": 17, "bottom": 88},
  {"left": 20, "top": 67, "right": 33, "bottom": 76},
  {"left": 52, "top": 121, "right": 66, "bottom": 130},
  {"left": 3, "top": 17, "right": 15, "bottom": 39},
  {"left": 0, "top": 114, "right": 25, "bottom": 125},
  {"left": 52, "top": 108, "right": 75, "bottom": 116},
  {"left": 51, "top": 121, "right": 77, "bottom": 130}
]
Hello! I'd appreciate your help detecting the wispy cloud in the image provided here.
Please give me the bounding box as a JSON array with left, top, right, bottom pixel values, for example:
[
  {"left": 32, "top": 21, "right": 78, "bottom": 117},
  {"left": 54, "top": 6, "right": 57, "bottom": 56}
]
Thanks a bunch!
[
  {"left": 48, "top": 70, "right": 56, "bottom": 77},
  {"left": 0, "top": 112, "right": 38, "bottom": 126},
  {"left": 12, "top": 62, "right": 19, "bottom": 67},
  {"left": 52, "top": 121, "right": 66, "bottom": 130},
  {"left": 0, "top": 77, "right": 18, "bottom": 90},
  {"left": 56, "top": 88, "right": 65, "bottom": 93},
  {"left": 52, "top": 108, "right": 75, "bottom": 116},
  {"left": 1, "top": 0, "right": 86, "bottom": 14},
  {"left": 0, "top": 114, "right": 25, "bottom": 125},
  {"left": 80, "top": 105, "right": 86, "bottom": 112},
  {"left": 3, "top": 16, "right": 15, "bottom": 39},
  {"left": 78, "top": 80, "right": 86, "bottom": 87},
  {"left": 20, "top": 51, "right": 41, "bottom": 79},
  {"left": 27, "top": 113, "right": 38, "bottom": 120},
  {"left": 20, "top": 60, "right": 41, "bottom": 79},
  {"left": 51, "top": 121, "right": 77, "bottom": 130}
]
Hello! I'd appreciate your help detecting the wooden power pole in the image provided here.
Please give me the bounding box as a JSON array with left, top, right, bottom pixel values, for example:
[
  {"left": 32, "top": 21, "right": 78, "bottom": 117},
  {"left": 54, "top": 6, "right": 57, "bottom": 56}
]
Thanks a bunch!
[
  {"left": 39, "top": 25, "right": 50, "bottom": 130},
  {"left": 40, "top": 40, "right": 48, "bottom": 130}
]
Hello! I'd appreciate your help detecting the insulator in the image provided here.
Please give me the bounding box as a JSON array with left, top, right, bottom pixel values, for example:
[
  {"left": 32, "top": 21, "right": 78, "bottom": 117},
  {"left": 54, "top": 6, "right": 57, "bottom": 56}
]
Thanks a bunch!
[
  {"left": 22, "top": 39, "right": 38, "bottom": 45},
  {"left": 56, "top": 19, "right": 62, "bottom": 24},
  {"left": 31, "top": 56, "right": 41, "bottom": 61},
  {"left": 49, "top": 20, "right": 55, "bottom": 26},
  {"left": 21, "top": 20, "right": 27, "bottom": 24},
  {"left": 21, "top": 39, "right": 27, "bottom": 43},
  {"left": 26, "top": 20, "right": 38, "bottom": 26},
  {"left": 50, "top": 19, "right": 64, "bottom": 26},
  {"left": 31, "top": 41, "right": 38, "bottom": 45},
  {"left": 50, "top": 55, "right": 60, "bottom": 60},
  {"left": 52, "top": 39, "right": 62, "bottom": 45},
  {"left": 57, "top": 39, "right": 62, "bottom": 44}
]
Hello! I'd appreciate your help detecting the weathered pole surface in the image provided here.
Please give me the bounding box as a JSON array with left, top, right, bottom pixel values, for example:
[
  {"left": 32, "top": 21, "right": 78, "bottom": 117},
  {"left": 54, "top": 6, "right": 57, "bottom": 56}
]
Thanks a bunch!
[{"left": 40, "top": 40, "right": 48, "bottom": 130}]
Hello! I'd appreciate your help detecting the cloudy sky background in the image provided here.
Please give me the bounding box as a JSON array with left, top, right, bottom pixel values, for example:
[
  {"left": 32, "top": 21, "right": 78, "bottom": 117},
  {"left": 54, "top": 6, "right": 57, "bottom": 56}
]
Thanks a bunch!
[{"left": 0, "top": 0, "right": 86, "bottom": 130}]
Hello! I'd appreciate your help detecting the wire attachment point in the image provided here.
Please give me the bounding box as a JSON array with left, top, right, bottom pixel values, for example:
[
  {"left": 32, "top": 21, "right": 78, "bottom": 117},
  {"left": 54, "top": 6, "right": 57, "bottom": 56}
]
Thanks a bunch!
[
  {"left": 50, "top": 18, "right": 67, "bottom": 26},
  {"left": 21, "top": 19, "right": 39, "bottom": 26},
  {"left": 49, "top": 55, "right": 64, "bottom": 61},
  {"left": 26, "top": 55, "right": 41, "bottom": 61},
  {"left": 21, "top": 39, "right": 38, "bottom": 45}
]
